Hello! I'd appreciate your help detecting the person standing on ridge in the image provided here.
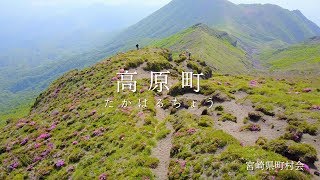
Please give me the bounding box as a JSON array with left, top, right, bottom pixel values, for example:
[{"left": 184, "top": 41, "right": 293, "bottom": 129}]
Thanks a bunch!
[{"left": 136, "top": 44, "right": 139, "bottom": 50}]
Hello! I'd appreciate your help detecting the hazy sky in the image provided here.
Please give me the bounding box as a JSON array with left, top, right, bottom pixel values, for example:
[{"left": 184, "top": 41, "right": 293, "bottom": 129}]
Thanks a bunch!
[
  {"left": 79, "top": 0, "right": 319, "bottom": 27},
  {"left": 84, "top": 0, "right": 316, "bottom": 26},
  {"left": 2, "top": 0, "right": 320, "bottom": 27}
]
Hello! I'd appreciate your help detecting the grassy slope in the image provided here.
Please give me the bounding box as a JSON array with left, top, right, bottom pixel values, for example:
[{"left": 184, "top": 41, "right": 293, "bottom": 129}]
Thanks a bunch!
[
  {"left": 2, "top": 0, "right": 320, "bottom": 118},
  {"left": 152, "top": 24, "right": 251, "bottom": 74},
  {"left": 0, "top": 48, "right": 318, "bottom": 179},
  {"left": 260, "top": 40, "right": 320, "bottom": 73},
  {"left": 0, "top": 104, "right": 31, "bottom": 128},
  {"left": 105, "top": 0, "right": 320, "bottom": 56},
  {"left": 0, "top": 47, "right": 113, "bottom": 117}
]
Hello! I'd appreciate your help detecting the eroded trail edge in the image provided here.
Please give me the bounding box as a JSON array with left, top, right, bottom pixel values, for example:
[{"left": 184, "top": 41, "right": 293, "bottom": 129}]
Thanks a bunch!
[{"left": 152, "top": 108, "right": 173, "bottom": 180}]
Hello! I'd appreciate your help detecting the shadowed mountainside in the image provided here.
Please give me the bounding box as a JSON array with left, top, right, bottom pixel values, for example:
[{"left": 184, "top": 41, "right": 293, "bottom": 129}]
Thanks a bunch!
[{"left": 103, "top": 0, "right": 320, "bottom": 55}]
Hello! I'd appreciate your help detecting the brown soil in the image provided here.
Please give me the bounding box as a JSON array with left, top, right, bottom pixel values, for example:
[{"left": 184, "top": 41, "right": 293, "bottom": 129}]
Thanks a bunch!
[{"left": 152, "top": 104, "right": 173, "bottom": 180}]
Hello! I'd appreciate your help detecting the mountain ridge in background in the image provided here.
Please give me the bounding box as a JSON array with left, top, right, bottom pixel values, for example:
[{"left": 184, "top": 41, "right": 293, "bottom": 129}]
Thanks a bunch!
[
  {"left": 152, "top": 23, "right": 251, "bottom": 73},
  {"left": 104, "top": 0, "right": 320, "bottom": 55},
  {"left": 1, "top": 1, "right": 320, "bottom": 177},
  {"left": 260, "top": 36, "right": 320, "bottom": 74},
  {"left": 1, "top": 0, "right": 320, "bottom": 118}
]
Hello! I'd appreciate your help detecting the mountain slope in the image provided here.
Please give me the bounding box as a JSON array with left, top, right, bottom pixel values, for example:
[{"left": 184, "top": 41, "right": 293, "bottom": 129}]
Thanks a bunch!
[
  {"left": 260, "top": 36, "right": 320, "bottom": 74},
  {"left": 1, "top": 48, "right": 319, "bottom": 179},
  {"left": 229, "top": 3, "right": 320, "bottom": 47},
  {"left": 103, "top": 0, "right": 320, "bottom": 55},
  {"left": 0, "top": 46, "right": 113, "bottom": 118},
  {"left": 152, "top": 24, "right": 251, "bottom": 73},
  {"left": 0, "top": 1, "right": 153, "bottom": 117},
  {"left": 2, "top": 0, "right": 320, "bottom": 117}
]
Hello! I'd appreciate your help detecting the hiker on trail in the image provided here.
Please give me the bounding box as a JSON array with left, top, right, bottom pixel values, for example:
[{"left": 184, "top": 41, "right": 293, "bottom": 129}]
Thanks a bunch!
[
  {"left": 168, "top": 53, "right": 173, "bottom": 61},
  {"left": 136, "top": 44, "right": 139, "bottom": 50},
  {"left": 188, "top": 52, "right": 191, "bottom": 60}
]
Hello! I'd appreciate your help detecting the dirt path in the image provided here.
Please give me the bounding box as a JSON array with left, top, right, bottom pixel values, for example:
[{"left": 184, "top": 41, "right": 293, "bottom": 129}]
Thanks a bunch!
[
  {"left": 213, "top": 93, "right": 286, "bottom": 146},
  {"left": 152, "top": 107, "right": 173, "bottom": 180},
  {"left": 245, "top": 47, "right": 266, "bottom": 72}
]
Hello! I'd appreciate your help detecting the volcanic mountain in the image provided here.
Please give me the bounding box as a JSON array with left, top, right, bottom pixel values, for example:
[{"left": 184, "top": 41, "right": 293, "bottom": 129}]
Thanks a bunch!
[
  {"left": 2, "top": 0, "right": 320, "bottom": 119},
  {"left": 104, "top": 0, "right": 320, "bottom": 54},
  {"left": 1, "top": 48, "right": 319, "bottom": 179}
]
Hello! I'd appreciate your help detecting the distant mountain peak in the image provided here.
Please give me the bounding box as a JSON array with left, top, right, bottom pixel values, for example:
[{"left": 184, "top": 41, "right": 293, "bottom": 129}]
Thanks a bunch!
[
  {"left": 190, "top": 23, "right": 213, "bottom": 32},
  {"left": 306, "top": 36, "right": 320, "bottom": 44},
  {"left": 104, "top": 0, "right": 320, "bottom": 56}
]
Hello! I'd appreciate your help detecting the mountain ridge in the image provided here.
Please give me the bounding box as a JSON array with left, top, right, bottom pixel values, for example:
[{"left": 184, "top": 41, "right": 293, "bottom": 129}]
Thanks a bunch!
[
  {"left": 1, "top": 0, "right": 320, "bottom": 123},
  {"left": 152, "top": 23, "right": 251, "bottom": 73},
  {"left": 1, "top": 48, "right": 319, "bottom": 179},
  {"left": 103, "top": 0, "right": 320, "bottom": 56},
  {"left": 260, "top": 39, "right": 320, "bottom": 74}
]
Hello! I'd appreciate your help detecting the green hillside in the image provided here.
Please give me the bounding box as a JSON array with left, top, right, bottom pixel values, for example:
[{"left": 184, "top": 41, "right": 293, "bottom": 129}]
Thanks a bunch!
[
  {"left": 152, "top": 24, "right": 251, "bottom": 73},
  {"left": 2, "top": 0, "right": 320, "bottom": 117},
  {"left": 1, "top": 48, "right": 319, "bottom": 179},
  {"left": 260, "top": 36, "right": 320, "bottom": 74},
  {"left": 0, "top": 48, "right": 112, "bottom": 119},
  {"left": 103, "top": 0, "right": 320, "bottom": 55}
]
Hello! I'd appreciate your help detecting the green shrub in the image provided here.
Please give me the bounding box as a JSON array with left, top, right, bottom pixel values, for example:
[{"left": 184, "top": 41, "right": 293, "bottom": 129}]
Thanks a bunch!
[
  {"left": 255, "top": 104, "right": 275, "bottom": 116},
  {"left": 304, "top": 125, "right": 318, "bottom": 135},
  {"left": 0, "top": 146, "right": 5, "bottom": 155},
  {"left": 240, "top": 123, "right": 261, "bottom": 131},
  {"left": 202, "top": 66, "right": 212, "bottom": 79},
  {"left": 125, "top": 58, "right": 144, "bottom": 68},
  {"left": 265, "top": 139, "right": 288, "bottom": 153},
  {"left": 187, "top": 61, "right": 202, "bottom": 74},
  {"left": 168, "top": 160, "right": 190, "bottom": 180},
  {"left": 248, "top": 112, "right": 263, "bottom": 121},
  {"left": 287, "top": 143, "right": 317, "bottom": 163},
  {"left": 175, "top": 53, "right": 187, "bottom": 63},
  {"left": 168, "top": 83, "right": 194, "bottom": 96},
  {"left": 131, "top": 141, "right": 147, "bottom": 152},
  {"left": 143, "top": 60, "right": 172, "bottom": 71},
  {"left": 145, "top": 157, "right": 160, "bottom": 169},
  {"left": 243, "top": 117, "right": 249, "bottom": 124},
  {"left": 215, "top": 105, "right": 224, "bottom": 111},
  {"left": 198, "top": 60, "right": 206, "bottom": 66},
  {"left": 212, "top": 91, "right": 231, "bottom": 102},
  {"left": 255, "top": 137, "right": 267, "bottom": 146},
  {"left": 162, "top": 98, "right": 171, "bottom": 109},
  {"left": 156, "top": 129, "right": 171, "bottom": 140},
  {"left": 137, "top": 156, "right": 159, "bottom": 169},
  {"left": 68, "top": 148, "right": 85, "bottom": 163},
  {"left": 266, "top": 139, "right": 318, "bottom": 163},
  {"left": 277, "top": 170, "right": 308, "bottom": 180},
  {"left": 18, "top": 154, "right": 33, "bottom": 167},
  {"left": 219, "top": 113, "right": 237, "bottom": 123},
  {"left": 198, "top": 116, "right": 214, "bottom": 127},
  {"left": 131, "top": 167, "right": 153, "bottom": 179}
]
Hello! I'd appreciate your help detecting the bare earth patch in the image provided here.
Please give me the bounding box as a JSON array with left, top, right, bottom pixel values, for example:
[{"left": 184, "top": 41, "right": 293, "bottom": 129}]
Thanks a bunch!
[
  {"left": 213, "top": 99, "right": 286, "bottom": 146},
  {"left": 152, "top": 105, "right": 173, "bottom": 180}
]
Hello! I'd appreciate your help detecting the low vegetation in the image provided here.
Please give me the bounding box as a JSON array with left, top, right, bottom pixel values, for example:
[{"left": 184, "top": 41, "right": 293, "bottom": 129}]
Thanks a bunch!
[{"left": 0, "top": 48, "right": 318, "bottom": 179}]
